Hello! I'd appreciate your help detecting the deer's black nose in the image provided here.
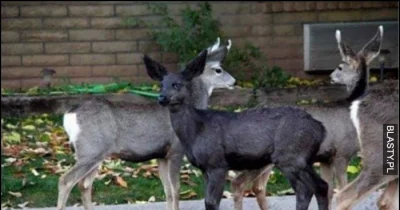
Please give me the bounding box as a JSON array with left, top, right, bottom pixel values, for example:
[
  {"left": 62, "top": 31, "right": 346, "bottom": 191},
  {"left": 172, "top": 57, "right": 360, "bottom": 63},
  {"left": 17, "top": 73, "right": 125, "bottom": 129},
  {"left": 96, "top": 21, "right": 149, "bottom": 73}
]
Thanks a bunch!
[{"left": 158, "top": 95, "right": 169, "bottom": 106}]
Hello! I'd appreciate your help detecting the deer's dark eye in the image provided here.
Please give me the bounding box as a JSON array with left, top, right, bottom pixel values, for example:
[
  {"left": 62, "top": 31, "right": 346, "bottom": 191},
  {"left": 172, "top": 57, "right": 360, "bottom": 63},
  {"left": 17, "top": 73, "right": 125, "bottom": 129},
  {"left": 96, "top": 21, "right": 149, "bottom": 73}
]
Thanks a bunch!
[
  {"left": 172, "top": 83, "right": 182, "bottom": 90},
  {"left": 338, "top": 66, "right": 342, "bottom": 71},
  {"left": 215, "top": 68, "right": 222, "bottom": 74}
]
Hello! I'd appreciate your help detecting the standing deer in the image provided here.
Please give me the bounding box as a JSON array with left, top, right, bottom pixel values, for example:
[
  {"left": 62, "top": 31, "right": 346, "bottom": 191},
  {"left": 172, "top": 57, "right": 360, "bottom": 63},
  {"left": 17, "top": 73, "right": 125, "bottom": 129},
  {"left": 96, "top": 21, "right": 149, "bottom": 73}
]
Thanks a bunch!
[
  {"left": 58, "top": 38, "right": 236, "bottom": 210},
  {"left": 144, "top": 49, "right": 329, "bottom": 210},
  {"left": 330, "top": 25, "right": 399, "bottom": 210},
  {"left": 231, "top": 97, "right": 359, "bottom": 210}
]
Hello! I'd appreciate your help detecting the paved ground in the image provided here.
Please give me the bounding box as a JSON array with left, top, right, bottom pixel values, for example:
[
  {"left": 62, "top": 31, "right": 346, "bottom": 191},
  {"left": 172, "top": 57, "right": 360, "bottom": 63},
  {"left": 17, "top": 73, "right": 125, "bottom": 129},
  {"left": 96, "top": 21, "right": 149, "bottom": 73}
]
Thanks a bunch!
[{"left": 22, "top": 192, "right": 382, "bottom": 210}]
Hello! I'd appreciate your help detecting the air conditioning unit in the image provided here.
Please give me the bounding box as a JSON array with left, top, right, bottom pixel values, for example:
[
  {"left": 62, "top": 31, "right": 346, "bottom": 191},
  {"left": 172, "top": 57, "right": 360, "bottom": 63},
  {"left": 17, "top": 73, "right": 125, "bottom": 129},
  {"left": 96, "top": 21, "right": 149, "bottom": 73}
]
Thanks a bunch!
[{"left": 304, "top": 21, "right": 398, "bottom": 71}]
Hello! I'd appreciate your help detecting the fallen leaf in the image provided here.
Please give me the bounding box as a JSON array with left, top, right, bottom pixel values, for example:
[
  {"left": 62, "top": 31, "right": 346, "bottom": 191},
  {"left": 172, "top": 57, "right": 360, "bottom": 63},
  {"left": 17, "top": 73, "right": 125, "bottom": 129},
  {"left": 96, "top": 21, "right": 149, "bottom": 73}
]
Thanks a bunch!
[
  {"left": 148, "top": 196, "right": 156, "bottom": 202},
  {"left": 115, "top": 176, "right": 128, "bottom": 188},
  {"left": 223, "top": 191, "right": 232, "bottom": 199},
  {"left": 181, "top": 191, "right": 197, "bottom": 199},
  {"left": 17, "top": 201, "right": 29, "bottom": 208},
  {"left": 182, "top": 179, "right": 197, "bottom": 187},
  {"left": 31, "top": 168, "right": 39, "bottom": 176},
  {"left": 8, "top": 191, "right": 22, "bottom": 197}
]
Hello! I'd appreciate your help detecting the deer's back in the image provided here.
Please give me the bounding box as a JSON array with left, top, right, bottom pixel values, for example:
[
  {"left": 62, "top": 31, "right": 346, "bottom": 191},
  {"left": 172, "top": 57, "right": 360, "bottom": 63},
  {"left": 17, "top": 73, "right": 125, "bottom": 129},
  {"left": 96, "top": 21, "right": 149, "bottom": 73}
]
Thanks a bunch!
[
  {"left": 189, "top": 106, "right": 326, "bottom": 170},
  {"left": 65, "top": 98, "right": 179, "bottom": 162}
]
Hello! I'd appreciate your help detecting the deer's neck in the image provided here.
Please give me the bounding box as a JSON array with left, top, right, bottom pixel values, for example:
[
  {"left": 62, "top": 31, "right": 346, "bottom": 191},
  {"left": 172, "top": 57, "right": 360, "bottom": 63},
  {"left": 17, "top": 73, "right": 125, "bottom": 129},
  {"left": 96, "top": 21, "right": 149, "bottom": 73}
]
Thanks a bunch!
[
  {"left": 186, "top": 77, "right": 210, "bottom": 110},
  {"left": 169, "top": 105, "right": 203, "bottom": 157},
  {"left": 346, "top": 58, "right": 369, "bottom": 102}
]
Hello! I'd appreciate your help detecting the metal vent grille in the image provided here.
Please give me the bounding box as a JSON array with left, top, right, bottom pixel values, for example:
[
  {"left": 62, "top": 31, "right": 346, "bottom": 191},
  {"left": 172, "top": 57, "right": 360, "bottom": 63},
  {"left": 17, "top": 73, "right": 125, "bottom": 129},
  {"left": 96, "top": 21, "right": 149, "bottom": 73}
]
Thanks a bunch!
[{"left": 304, "top": 21, "right": 398, "bottom": 71}]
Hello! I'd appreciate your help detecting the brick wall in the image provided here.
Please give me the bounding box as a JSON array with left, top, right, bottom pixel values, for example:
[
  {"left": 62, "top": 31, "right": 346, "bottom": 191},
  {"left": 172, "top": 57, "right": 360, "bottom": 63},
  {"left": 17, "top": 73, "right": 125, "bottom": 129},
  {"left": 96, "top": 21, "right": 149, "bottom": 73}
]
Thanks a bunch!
[{"left": 1, "top": 1, "right": 398, "bottom": 89}]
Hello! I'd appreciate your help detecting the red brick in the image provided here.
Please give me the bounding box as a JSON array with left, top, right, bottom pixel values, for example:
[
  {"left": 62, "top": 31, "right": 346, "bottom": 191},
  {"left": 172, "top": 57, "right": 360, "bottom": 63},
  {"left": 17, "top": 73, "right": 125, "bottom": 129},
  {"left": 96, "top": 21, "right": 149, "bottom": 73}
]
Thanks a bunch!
[
  {"left": 92, "top": 41, "right": 137, "bottom": 53},
  {"left": 54, "top": 66, "right": 92, "bottom": 77},
  {"left": 92, "top": 65, "right": 138, "bottom": 77},
  {"left": 316, "top": 2, "right": 339, "bottom": 10},
  {"left": 1, "top": 43, "right": 43, "bottom": 55},
  {"left": 1, "top": 79, "right": 21, "bottom": 90},
  {"left": 91, "top": 17, "right": 125, "bottom": 28},
  {"left": 45, "top": 42, "right": 91, "bottom": 53},
  {"left": 349, "top": 2, "right": 364, "bottom": 9},
  {"left": 212, "top": 3, "right": 249, "bottom": 15},
  {"left": 388, "top": 2, "right": 399, "bottom": 8},
  {"left": 318, "top": 11, "right": 363, "bottom": 22},
  {"left": 304, "top": 2, "right": 316, "bottom": 10},
  {"left": 23, "top": 55, "right": 69, "bottom": 66},
  {"left": 137, "top": 63, "right": 178, "bottom": 77},
  {"left": 70, "top": 54, "right": 115, "bottom": 65},
  {"left": 1, "top": 19, "right": 42, "bottom": 30},
  {"left": 222, "top": 26, "right": 251, "bottom": 37},
  {"left": 138, "top": 41, "right": 161, "bottom": 52},
  {"left": 117, "top": 53, "right": 145, "bottom": 65},
  {"left": 283, "top": 2, "right": 295, "bottom": 12},
  {"left": 251, "top": 25, "right": 272, "bottom": 36},
  {"left": 20, "top": 30, "right": 68, "bottom": 42},
  {"left": 68, "top": 77, "right": 114, "bottom": 85},
  {"left": 69, "top": 29, "right": 114, "bottom": 41},
  {"left": 271, "top": 2, "right": 284, "bottom": 12},
  {"left": 338, "top": 1, "right": 351, "bottom": 9},
  {"left": 271, "top": 36, "right": 303, "bottom": 47},
  {"left": 265, "top": 47, "right": 303, "bottom": 59},
  {"left": 20, "top": 78, "right": 46, "bottom": 89},
  {"left": 273, "top": 12, "right": 317, "bottom": 23},
  {"left": 69, "top": 5, "right": 114, "bottom": 16},
  {"left": 232, "top": 14, "right": 272, "bottom": 26},
  {"left": 250, "top": 2, "right": 266, "bottom": 13},
  {"left": 115, "top": 29, "right": 151, "bottom": 41},
  {"left": 44, "top": 18, "right": 89, "bottom": 28},
  {"left": 131, "top": 76, "right": 157, "bottom": 84},
  {"left": 1, "top": 6, "right": 19, "bottom": 17},
  {"left": 1, "top": 67, "right": 42, "bottom": 79},
  {"left": 273, "top": 25, "right": 296, "bottom": 36},
  {"left": 115, "top": 5, "right": 153, "bottom": 16},
  {"left": 245, "top": 37, "right": 272, "bottom": 49},
  {"left": 1, "top": 31, "right": 19, "bottom": 42},
  {"left": 20, "top": 5, "right": 67, "bottom": 17},
  {"left": 361, "top": 9, "right": 398, "bottom": 21},
  {"left": 1, "top": 56, "right": 21, "bottom": 67},
  {"left": 162, "top": 52, "right": 178, "bottom": 63},
  {"left": 273, "top": 58, "right": 303, "bottom": 71}
]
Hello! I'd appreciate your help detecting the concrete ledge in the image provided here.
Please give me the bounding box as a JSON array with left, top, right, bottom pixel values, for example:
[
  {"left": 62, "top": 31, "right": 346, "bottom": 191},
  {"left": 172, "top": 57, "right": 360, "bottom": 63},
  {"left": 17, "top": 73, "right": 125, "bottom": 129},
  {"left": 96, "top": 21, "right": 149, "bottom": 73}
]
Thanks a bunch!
[
  {"left": 1, "top": 81, "right": 397, "bottom": 117},
  {"left": 22, "top": 192, "right": 382, "bottom": 210}
]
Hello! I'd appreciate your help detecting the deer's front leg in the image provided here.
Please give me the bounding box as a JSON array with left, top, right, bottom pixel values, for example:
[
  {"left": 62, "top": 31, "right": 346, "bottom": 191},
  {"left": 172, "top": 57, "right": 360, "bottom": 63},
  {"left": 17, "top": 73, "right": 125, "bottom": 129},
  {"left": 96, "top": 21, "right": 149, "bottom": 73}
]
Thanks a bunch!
[{"left": 204, "top": 168, "right": 227, "bottom": 210}]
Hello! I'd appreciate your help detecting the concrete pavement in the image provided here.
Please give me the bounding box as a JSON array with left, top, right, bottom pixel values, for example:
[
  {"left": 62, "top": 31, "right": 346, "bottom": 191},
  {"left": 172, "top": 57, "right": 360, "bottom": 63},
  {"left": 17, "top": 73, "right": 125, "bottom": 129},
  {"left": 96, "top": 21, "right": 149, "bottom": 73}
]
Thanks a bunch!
[{"left": 21, "top": 192, "right": 382, "bottom": 210}]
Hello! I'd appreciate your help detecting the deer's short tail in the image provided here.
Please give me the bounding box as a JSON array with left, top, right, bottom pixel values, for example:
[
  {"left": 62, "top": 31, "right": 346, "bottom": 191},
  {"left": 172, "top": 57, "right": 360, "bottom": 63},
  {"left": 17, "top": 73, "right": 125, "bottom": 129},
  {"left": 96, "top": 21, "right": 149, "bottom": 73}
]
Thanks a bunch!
[{"left": 63, "top": 112, "right": 80, "bottom": 151}]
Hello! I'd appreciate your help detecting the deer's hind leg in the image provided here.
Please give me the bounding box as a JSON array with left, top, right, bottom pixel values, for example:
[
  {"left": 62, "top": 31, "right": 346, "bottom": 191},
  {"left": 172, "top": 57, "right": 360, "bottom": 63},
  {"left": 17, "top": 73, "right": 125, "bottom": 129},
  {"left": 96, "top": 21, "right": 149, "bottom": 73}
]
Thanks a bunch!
[
  {"left": 252, "top": 164, "right": 274, "bottom": 210},
  {"left": 378, "top": 179, "right": 399, "bottom": 210},
  {"left": 78, "top": 163, "right": 102, "bottom": 210},
  {"left": 335, "top": 169, "right": 396, "bottom": 210},
  {"left": 57, "top": 159, "right": 103, "bottom": 210}
]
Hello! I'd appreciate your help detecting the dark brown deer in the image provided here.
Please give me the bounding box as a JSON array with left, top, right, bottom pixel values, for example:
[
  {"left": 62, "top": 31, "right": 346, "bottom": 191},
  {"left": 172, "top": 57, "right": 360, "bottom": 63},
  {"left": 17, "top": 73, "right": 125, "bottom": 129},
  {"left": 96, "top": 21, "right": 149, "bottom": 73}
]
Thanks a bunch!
[{"left": 144, "top": 50, "right": 329, "bottom": 210}]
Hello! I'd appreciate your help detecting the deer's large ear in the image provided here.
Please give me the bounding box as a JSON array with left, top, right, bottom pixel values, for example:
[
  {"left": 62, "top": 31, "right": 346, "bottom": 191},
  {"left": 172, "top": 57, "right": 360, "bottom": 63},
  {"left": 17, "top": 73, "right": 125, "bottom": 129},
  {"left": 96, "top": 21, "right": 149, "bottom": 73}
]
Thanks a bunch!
[
  {"left": 181, "top": 50, "right": 208, "bottom": 81},
  {"left": 336, "top": 29, "right": 356, "bottom": 65},
  {"left": 206, "top": 38, "right": 232, "bottom": 63},
  {"left": 143, "top": 55, "right": 167, "bottom": 81},
  {"left": 358, "top": 25, "right": 383, "bottom": 64}
]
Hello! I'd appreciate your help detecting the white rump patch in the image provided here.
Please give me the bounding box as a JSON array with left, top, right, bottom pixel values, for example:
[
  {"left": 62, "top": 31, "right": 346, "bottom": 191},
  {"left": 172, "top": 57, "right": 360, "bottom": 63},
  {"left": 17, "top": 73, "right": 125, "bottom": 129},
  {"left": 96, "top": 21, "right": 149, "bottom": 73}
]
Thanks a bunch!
[
  {"left": 335, "top": 30, "right": 341, "bottom": 43},
  {"left": 350, "top": 100, "right": 361, "bottom": 145},
  {"left": 63, "top": 113, "right": 80, "bottom": 148}
]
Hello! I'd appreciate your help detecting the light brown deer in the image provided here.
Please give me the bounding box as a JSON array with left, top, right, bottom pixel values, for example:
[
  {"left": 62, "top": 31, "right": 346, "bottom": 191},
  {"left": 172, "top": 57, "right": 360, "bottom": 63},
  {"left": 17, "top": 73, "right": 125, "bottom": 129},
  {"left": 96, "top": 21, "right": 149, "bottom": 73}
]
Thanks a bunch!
[{"left": 330, "top": 25, "right": 399, "bottom": 210}]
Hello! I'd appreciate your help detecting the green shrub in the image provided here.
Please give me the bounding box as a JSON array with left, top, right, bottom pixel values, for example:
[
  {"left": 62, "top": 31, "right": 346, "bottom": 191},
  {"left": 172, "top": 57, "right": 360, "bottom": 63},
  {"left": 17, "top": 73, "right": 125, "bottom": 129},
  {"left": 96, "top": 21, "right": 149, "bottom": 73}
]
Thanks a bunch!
[{"left": 122, "top": 1, "right": 289, "bottom": 88}]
